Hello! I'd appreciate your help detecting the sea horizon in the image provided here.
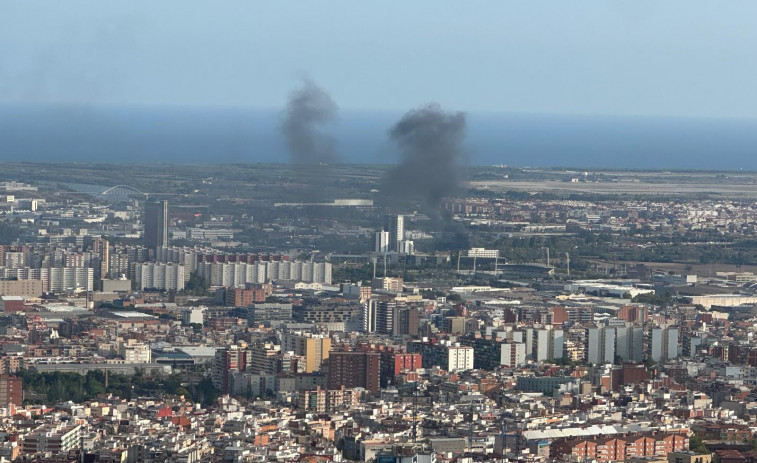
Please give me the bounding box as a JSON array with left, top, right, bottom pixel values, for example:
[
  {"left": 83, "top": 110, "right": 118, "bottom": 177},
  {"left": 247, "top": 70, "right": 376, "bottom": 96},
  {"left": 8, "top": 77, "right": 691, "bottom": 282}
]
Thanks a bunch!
[{"left": 2, "top": 104, "right": 757, "bottom": 171}]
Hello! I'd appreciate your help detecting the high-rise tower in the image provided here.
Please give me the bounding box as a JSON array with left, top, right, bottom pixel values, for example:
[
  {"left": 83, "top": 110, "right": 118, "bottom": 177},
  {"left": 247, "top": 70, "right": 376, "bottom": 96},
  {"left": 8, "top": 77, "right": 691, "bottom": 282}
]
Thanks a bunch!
[
  {"left": 92, "top": 237, "right": 110, "bottom": 279},
  {"left": 383, "top": 214, "right": 404, "bottom": 252},
  {"left": 144, "top": 200, "right": 168, "bottom": 249}
]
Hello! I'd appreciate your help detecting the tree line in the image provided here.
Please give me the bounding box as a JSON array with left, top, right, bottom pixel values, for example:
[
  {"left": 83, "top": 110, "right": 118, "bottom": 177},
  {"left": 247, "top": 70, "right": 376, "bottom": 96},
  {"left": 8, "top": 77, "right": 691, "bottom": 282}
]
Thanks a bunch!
[{"left": 18, "top": 370, "right": 219, "bottom": 407}]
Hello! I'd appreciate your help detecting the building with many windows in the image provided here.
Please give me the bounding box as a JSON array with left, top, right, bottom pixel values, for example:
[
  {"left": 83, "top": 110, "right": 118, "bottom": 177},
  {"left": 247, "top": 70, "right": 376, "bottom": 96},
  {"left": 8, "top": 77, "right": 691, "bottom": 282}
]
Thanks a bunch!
[
  {"left": 650, "top": 326, "right": 679, "bottom": 362},
  {"left": 47, "top": 267, "right": 94, "bottom": 292},
  {"left": 466, "top": 248, "right": 500, "bottom": 258},
  {"left": 247, "top": 303, "right": 293, "bottom": 325},
  {"left": 408, "top": 340, "right": 474, "bottom": 372},
  {"left": 375, "top": 231, "right": 391, "bottom": 253},
  {"left": 384, "top": 214, "right": 404, "bottom": 252},
  {"left": 134, "top": 262, "right": 185, "bottom": 291},
  {"left": 196, "top": 261, "right": 332, "bottom": 287},
  {"left": 22, "top": 424, "right": 82, "bottom": 455},
  {"left": 379, "top": 350, "right": 422, "bottom": 387},
  {"left": 0, "top": 375, "right": 22, "bottom": 405},
  {"left": 281, "top": 332, "right": 331, "bottom": 373},
  {"left": 586, "top": 326, "right": 616, "bottom": 365},
  {"left": 144, "top": 200, "right": 168, "bottom": 249},
  {"left": 551, "top": 432, "right": 689, "bottom": 462},
  {"left": 118, "top": 339, "right": 151, "bottom": 364},
  {"left": 616, "top": 325, "right": 644, "bottom": 363},
  {"left": 327, "top": 350, "right": 380, "bottom": 393},
  {"left": 212, "top": 344, "right": 249, "bottom": 393},
  {"left": 532, "top": 327, "right": 564, "bottom": 362},
  {"left": 460, "top": 335, "right": 526, "bottom": 370}
]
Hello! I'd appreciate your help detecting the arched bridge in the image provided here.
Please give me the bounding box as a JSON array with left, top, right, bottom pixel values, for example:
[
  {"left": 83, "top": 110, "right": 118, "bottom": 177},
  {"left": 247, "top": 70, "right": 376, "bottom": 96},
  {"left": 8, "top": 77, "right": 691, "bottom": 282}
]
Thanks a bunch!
[{"left": 98, "top": 185, "right": 148, "bottom": 201}]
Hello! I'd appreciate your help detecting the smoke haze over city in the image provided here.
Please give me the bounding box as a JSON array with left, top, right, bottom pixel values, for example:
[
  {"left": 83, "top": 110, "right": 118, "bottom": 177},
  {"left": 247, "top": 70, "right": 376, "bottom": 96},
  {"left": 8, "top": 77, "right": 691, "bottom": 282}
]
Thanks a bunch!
[{"left": 3, "top": 3, "right": 757, "bottom": 462}]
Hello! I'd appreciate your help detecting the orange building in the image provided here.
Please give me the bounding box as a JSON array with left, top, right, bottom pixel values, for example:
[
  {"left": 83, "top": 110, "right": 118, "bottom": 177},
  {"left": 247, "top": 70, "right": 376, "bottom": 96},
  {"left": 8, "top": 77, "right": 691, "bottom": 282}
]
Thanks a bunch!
[
  {"left": 226, "top": 287, "right": 266, "bottom": 307},
  {"left": 619, "top": 305, "right": 648, "bottom": 323},
  {"left": 552, "top": 433, "right": 689, "bottom": 462},
  {"left": 0, "top": 375, "right": 22, "bottom": 405}
]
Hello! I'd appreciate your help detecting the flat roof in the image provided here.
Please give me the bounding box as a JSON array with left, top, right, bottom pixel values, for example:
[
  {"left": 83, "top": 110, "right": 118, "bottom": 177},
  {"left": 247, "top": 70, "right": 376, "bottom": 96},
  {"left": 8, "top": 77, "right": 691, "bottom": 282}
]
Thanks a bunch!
[
  {"left": 40, "top": 304, "right": 80, "bottom": 312},
  {"left": 178, "top": 346, "right": 216, "bottom": 357},
  {"left": 522, "top": 424, "right": 653, "bottom": 441},
  {"left": 106, "top": 311, "right": 158, "bottom": 319}
]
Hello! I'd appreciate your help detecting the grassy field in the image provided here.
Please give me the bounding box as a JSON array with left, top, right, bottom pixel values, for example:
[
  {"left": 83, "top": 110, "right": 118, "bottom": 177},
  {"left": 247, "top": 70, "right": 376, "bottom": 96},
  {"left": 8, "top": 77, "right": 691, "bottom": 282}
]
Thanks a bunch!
[
  {"left": 5, "top": 162, "right": 757, "bottom": 201},
  {"left": 470, "top": 177, "right": 757, "bottom": 198}
]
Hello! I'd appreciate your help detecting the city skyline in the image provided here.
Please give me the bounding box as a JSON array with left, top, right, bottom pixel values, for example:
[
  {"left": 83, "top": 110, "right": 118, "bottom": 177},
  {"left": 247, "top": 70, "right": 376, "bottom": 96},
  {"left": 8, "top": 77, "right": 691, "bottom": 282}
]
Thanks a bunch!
[{"left": 0, "top": 3, "right": 755, "bottom": 462}]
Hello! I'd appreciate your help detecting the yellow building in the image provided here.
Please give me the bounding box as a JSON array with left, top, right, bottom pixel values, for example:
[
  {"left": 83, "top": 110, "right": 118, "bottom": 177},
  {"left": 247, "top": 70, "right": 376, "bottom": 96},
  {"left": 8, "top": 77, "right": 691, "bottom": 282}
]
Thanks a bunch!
[{"left": 282, "top": 332, "right": 331, "bottom": 373}]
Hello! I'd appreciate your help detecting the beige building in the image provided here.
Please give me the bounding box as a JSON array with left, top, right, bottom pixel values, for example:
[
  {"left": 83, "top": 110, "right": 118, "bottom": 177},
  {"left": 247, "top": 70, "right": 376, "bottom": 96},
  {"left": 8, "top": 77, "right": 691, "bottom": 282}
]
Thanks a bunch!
[
  {"left": 371, "top": 277, "right": 403, "bottom": 292},
  {"left": 668, "top": 452, "right": 712, "bottom": 463},
  {"left": 282, "top": 332, "right": 331, "bottom": 373},
  {"left": 0, "top": 280, "right": 42, "bottom": 297},
  {"left": 118, "top": 339, "right": 151, "bottom": 364},
  {"left": 249, "top": 343, "right": 281, "bottom": 375}
]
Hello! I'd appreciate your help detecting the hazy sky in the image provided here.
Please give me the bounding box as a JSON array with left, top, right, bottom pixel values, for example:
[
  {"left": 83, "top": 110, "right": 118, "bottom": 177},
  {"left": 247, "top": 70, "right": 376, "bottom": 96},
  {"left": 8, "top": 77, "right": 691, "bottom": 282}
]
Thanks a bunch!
[{"left": 1, "top": 1, "right": 756, "bottom": 118}]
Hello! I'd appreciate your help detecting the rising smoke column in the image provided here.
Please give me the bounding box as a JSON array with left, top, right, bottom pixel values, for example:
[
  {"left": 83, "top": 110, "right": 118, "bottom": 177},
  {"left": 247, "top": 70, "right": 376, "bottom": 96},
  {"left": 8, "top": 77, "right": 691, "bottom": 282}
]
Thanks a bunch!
[
  {"left": 384, "top": 103, "right": 466, "bottom": 213},
  {"left": 281, "top": 79, "right": 339, "bottom": 164}
]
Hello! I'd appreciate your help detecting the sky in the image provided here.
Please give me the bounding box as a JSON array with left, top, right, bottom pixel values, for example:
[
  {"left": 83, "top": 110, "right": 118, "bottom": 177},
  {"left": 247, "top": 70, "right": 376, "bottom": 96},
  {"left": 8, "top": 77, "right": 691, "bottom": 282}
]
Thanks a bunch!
[{"left": 1, "top": 1, "right": 757, "bottom": 119}]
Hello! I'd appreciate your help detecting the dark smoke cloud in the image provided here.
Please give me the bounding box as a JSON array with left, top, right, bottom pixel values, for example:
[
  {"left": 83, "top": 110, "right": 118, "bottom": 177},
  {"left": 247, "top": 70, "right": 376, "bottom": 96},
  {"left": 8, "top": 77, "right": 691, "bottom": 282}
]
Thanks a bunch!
[
  {"left": 383, "top": 103, "right": 466, "bottom": 213},
  {"left": 281, "top": 79, "right": 339, "bottom": 164}
]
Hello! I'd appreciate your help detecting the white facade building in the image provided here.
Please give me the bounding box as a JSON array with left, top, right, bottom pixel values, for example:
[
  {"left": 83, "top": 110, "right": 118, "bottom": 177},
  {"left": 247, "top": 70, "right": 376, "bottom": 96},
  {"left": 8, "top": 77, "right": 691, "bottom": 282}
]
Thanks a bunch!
[
  {"left": 533, "top": 327, "right": 564, "bottom": 362},
  {"left": 616, "top": 325, "right": 644, "bottom": 362},
  {"left": 134, "top": 262, "right": 185, "bottom": 291},
  {"left": 586, "top": 326, "right": 616, "bottom": 365},
  {"left": 501, "top": 342, "right": 526, "bottom": 368},
  {"left": 46, "top": 267, "right": 94, "bottom": 292},
  {"left": 119, "top": 340, "right": 151, "bottom": 364},
  {"left": 0, "top": 266, "right": 94, "bottom": 293},
  {"left": 375, "top": 231, "right": 391, "bottom": 253},
  {"left": 384, "top": 214, "right": 405, "bottom": 252},
  {"left": 447, "top": 345, "right": 475, "bottom": 372},
  {"left": 182, "top": 307, "right": 206, "bottom": 326},
  {"left": 650, "top": 326, "right": 679, "bottom": 362},
  {"left": 196, "top": 261, "right": 332, "bottom": 287},
  {"left": 466, "top": 248, "right": 500, "bottom": 258}
]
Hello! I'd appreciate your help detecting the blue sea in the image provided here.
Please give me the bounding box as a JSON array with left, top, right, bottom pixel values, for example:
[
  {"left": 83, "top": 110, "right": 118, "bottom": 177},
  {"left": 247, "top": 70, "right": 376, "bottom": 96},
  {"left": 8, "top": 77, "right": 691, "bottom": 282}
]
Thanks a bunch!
[{"left": 1, "top": 104, "right": 756, "bottom": 170}]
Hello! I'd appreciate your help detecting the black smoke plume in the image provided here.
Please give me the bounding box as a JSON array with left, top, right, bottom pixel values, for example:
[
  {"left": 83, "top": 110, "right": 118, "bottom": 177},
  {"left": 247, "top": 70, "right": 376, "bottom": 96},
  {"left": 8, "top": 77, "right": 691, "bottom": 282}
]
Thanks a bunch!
[
  {"left": 281, "top": 79, "right": 339, "bottom": 164},
  {"left": 383, "top": 103, "right": 466, "bottom": 214}
]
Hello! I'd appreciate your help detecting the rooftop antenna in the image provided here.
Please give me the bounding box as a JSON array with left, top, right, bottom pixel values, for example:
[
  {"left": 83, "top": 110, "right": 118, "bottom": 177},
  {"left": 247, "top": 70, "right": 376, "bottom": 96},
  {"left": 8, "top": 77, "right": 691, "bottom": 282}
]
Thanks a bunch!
[
  {"left": 412, "top": 381, "right": 418, "bottom": 443},
  {"left": 468, "top": 401, "right": 474, "bottom": 452},
  {"left": 500, "top": 421, "right": 507, "bottom": 459}
]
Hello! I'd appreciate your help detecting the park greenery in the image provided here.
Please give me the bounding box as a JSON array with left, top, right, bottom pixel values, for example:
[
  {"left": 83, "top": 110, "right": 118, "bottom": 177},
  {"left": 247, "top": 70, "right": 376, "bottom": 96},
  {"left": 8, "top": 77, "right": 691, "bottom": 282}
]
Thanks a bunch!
[
  {"left": 186, "top": 272, "right": 211, "bottom": 296},
  {"left": 689, "top": 435, "right": 709, "bottom": 454},
  {"left": 18, "top": 369, "right": 219, "bottom": 407}
]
